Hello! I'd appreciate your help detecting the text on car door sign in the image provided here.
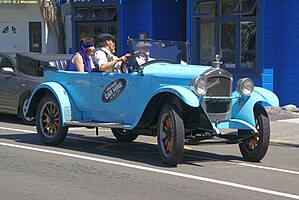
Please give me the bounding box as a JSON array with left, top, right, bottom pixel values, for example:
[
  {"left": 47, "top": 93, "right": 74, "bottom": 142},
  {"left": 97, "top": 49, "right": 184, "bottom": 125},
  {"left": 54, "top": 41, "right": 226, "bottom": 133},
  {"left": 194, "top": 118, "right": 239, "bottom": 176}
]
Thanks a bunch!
[{"left": 102, "top": 79, "right": 126, "bottom": 103}]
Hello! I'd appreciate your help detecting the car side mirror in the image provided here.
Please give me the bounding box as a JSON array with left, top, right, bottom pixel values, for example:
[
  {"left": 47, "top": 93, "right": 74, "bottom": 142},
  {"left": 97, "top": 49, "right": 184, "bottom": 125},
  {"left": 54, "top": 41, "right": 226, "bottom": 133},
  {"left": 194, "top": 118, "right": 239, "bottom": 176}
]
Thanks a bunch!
[{"left": 1, "top": 67, "right": 15, "bottom": 75}]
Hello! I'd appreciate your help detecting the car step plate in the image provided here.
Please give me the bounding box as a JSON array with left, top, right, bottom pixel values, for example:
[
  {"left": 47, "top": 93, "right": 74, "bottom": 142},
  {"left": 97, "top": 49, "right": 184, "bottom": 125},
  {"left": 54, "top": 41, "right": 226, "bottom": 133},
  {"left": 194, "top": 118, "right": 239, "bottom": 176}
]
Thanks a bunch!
[{"left": 64, "top": 121, "right": 131, "bottom": 129}]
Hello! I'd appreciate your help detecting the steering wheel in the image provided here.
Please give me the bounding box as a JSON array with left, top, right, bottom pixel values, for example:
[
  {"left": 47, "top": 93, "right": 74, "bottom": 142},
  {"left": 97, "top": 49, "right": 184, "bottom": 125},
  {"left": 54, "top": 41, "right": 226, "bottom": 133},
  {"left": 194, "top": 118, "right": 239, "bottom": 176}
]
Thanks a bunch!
[{"left": 121, "top": 55, "right": 136, "bottom": 73}]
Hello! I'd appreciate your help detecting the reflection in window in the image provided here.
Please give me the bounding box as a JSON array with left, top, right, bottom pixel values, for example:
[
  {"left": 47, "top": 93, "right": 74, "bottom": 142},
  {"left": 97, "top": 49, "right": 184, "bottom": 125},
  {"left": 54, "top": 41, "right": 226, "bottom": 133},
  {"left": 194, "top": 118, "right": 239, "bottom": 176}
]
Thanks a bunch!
[
  {"left": 105, "top": 7, "right": 117, "bottom": 21},
  {"left": 91, "top": 7, "right": 103, "bottom": 19},
  {"left": 79, "top": 25, "right": 90, "bottom": 39},
  {"left": 241, "top": 21, "right": 255, "bottom": 68},
  {"left": 92, "top": 26, "right": 105, "bottom": 47},
  {"left": 75, "top": 8, "right": 89, "bottom": 19},
  {"left": 200, "top": 23, "right": 215, "bottom": 65},
  {"left": 193, "top": 1, "right": 216, "bottom": 18},
  {"left": 107, "top": 26, "right": 117, "bottom": 41},
  {"left": 232, "top": 0, "right": 256, "bottom": 16},
  {"left": 221, "top": 22, "right": 236, "bottom": 68},
  {"left": 220, "top": 0, "right": 237, "bottom": 16}
]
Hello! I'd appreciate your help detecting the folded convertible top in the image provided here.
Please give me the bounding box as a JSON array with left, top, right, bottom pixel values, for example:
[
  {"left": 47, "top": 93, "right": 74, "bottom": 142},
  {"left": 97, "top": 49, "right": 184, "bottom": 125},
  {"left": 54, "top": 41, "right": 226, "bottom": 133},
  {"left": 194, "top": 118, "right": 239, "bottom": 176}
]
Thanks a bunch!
[{"left": 16, "top": 52, "right": 72, "bottom": 77}]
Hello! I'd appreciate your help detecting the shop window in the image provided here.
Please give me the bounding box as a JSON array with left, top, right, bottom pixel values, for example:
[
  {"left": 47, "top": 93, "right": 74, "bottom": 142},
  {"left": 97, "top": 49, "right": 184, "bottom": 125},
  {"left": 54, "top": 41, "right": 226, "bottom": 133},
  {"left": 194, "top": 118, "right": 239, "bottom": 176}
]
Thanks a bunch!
[
  {"left": 220, "top": 0, "right": 237, "bottom": 16},
  {"left": 221, "top": 22, "right": 236, "bottom": 68},
  {"left": 91, "top": 7, "right": 104, "bottom": 19},
  {"left": 79, "top": 25, "right": 90, "bottom": 38},
  {"left": 75, "top": 7, "right": 89, "bottom": 19},
  {"left": 105, "top": 7, "right": 117, "bottom": 21},
  {"left": 75, "top": 6, "right": 117, "bottom": 21},
  {"left": 200, "top": 23, "right": 216, "bottom": 65},
  {"left": 107, "top": 26, "right": 117, "bottom": 39},
  {"left": 193, "top": 1, "right": 216, "bottom": 18},
  {"left": 192, "top": 0, "right": 257, "bottom": 71},
  {"left": 92, "top": 25, "right": 105, "bottom": 47},
  {"left": 241, "top": 21, "right": 255, "bottom": 69},
  {"left": 232, "top": 0, "right": 256, "bottom": 16}
]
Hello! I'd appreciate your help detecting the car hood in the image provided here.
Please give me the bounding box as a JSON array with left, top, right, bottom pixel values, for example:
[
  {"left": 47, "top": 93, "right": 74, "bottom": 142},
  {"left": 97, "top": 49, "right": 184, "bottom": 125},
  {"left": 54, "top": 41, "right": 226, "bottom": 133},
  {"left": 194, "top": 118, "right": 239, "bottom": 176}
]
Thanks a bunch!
[{"left": 143, "top": 63, "right": 212, "bottom": 79}]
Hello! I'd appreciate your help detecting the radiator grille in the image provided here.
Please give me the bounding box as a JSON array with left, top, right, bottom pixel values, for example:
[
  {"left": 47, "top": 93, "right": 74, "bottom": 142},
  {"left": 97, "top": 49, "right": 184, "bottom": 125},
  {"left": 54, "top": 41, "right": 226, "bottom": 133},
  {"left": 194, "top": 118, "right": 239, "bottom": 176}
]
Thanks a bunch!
[
  {"left": 204, "top": 76, "right": 232, "bottom": 114},
  {"left": 206, "top": 77, "right": 231, "bottom": 97}
]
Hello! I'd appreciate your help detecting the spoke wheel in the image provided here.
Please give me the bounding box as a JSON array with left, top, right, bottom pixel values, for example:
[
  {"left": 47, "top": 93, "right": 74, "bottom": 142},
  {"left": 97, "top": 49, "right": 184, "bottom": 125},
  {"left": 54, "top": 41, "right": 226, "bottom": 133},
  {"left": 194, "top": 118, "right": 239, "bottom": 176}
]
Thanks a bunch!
[
  {"left": 157, "top": 103, "right": 184, "bottom": 166},
  {"left": 36, "top": 94, "right": 68, "bottom": 145},
  {"left": 238, "top": 104, "right": 270, "bottom": 162},
  {"left": 111, "top": 128, "right": 138, "bottom": 142}
]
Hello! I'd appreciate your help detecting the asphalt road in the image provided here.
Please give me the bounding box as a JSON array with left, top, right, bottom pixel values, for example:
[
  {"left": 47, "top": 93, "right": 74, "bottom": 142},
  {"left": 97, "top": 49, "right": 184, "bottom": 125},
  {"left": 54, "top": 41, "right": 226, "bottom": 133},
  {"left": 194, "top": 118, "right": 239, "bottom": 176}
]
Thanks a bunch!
[{"left": 0, "top": 113, "right": 298, "bottom": 200}]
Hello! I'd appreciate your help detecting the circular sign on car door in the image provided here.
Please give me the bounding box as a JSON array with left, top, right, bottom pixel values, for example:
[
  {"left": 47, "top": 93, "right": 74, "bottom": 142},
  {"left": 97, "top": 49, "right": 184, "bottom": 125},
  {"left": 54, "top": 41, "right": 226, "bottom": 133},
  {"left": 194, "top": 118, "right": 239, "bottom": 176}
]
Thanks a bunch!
[{"left": 102, "top": 78, "right": 126, "bottom": 103}]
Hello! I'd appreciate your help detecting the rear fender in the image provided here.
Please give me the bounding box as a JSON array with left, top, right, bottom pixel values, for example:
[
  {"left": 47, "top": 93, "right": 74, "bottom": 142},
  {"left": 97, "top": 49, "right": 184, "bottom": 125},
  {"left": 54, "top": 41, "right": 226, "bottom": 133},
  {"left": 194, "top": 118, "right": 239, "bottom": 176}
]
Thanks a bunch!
[
  {"left": 27, "top": 82, "right": 76, "bottom": 124},
  {"left": 231, "top": 86, "right": 279, "bottom": 126}
]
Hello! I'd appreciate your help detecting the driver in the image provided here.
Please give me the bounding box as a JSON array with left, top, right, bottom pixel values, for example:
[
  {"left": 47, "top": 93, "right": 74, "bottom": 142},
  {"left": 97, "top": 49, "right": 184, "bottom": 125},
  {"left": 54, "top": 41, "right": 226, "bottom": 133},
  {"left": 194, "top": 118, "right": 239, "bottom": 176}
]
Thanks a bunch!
[
  {"left": 135, "top": 41, "right": 155, "bottom": 65},
  {"left": 93, "top": 33, "right": 130, "bottom": 73}
]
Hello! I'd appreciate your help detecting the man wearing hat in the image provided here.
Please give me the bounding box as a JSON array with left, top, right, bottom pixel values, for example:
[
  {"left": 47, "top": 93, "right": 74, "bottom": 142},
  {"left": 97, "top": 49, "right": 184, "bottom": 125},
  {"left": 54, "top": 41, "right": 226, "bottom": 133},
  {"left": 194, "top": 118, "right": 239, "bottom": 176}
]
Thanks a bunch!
[
  {"left": 135, "top": 41, "right": 155, "bottom": 65},
  {"left": 93, "top": 33, "right": 130, "bottom": 73}
]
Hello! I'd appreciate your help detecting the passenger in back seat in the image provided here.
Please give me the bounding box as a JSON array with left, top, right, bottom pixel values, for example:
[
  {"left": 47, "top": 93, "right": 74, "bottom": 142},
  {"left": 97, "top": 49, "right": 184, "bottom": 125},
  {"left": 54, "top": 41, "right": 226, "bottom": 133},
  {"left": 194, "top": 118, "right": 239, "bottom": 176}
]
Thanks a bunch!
[{"left": 68, "top": 37, "right": 96, "bottom": 72}]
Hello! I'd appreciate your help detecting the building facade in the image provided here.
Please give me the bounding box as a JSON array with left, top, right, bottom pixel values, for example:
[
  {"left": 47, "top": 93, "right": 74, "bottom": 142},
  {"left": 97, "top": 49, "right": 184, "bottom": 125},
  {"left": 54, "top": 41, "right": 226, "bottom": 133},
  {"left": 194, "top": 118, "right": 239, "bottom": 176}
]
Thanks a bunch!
[
  {"left": 0, "top": 0, "right": 298, "bottom": 106},
  {"left": 0, "top": 1, "right": 68, "bottom": 53}
]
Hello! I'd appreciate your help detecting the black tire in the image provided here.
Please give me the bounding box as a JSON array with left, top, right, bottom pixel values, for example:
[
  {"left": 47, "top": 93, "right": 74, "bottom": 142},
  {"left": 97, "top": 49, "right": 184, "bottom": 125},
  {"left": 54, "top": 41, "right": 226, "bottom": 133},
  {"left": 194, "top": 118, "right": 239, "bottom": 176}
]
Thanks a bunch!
[
  {"left": 36, "top": 94, "right": 68, "bottom": 145},
  {"left": 238, "top": 104, "right": 270, "bottom": 162},
  {"left": 157, "top": 103, "right": 184, "bottom": 166},
  {"left": 20, "top": 93, "right": 35, "bottom": 125},
  {"left": 111, "top": 128, "right": 138, "bottom": 142}
]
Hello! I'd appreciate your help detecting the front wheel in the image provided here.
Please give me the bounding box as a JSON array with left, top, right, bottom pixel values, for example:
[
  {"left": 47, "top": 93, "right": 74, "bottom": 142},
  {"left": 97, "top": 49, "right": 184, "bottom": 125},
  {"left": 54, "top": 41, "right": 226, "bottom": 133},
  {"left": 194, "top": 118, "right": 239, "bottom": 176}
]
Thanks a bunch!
[
  {"left": 111, "top": 128, "right": 138, "bottom": 142},
  {"left": 157, "top": 103, "right": 184, "bottom": 166},
  {"left": 238, "top": 104, "right": 270, "bottom": 162},
  {"left": 36, "top": 94, "right": 68, "bottom": 145}
]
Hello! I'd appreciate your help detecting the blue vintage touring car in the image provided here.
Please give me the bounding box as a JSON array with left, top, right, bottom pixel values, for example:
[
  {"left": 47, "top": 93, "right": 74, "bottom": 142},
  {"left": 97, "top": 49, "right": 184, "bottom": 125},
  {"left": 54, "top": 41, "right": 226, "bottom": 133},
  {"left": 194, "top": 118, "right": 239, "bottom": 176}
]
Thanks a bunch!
[{"left": 26, "top": 38, "right": 279, "bottom": 166}]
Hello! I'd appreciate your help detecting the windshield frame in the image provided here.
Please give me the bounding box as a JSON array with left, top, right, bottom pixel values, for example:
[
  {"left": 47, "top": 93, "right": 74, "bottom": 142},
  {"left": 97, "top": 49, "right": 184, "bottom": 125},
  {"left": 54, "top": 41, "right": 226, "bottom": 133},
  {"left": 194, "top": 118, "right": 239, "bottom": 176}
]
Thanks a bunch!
[{"left": 127, "top": 38, "right": 190, "bottom": 72}]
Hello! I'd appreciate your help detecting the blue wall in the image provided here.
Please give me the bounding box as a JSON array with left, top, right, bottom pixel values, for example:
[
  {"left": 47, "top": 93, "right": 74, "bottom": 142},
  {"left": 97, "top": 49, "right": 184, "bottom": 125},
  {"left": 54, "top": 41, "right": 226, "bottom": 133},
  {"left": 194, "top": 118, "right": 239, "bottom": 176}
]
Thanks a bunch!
[
  {"left": 121, "top": 0, "right": 184, "bottom": 54},
  {"left": 261, "top": 0, "right": 281, "bottom": 94},
  {"left": 263, "top": 0, "right": 299, "bottom": 106},
  {"left": 278, "top": 0, "right": 299, "bottom": 106},
  {"left": 152, "top": 0, "right": 184, "bottom": 40}
]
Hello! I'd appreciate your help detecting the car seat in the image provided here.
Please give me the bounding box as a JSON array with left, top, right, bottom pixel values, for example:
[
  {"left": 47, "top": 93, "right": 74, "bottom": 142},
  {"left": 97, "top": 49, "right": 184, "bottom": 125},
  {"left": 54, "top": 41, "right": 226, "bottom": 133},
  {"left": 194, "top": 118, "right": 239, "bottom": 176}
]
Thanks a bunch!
[{"left": 48, "top": 60, "right": 69, "bottom": 71}]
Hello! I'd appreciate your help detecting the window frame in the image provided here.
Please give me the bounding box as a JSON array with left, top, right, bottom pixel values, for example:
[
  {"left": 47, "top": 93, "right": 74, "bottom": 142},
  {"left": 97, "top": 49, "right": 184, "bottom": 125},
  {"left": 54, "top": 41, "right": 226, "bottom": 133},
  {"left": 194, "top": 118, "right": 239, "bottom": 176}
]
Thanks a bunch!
[
  {"left": 191, "top": 0, "right": 260, "bottom": 75},
  {"left": 193, "top": 1, "right": 216, "bottom": 18},
  {"left": 231, "top": 0, "right": 257, "bottom": 16}
]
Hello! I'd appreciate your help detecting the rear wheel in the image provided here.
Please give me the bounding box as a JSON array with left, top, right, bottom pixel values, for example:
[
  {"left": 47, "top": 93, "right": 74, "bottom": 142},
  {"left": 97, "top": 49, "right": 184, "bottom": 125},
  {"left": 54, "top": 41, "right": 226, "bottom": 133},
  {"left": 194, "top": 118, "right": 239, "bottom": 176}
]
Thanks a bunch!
[
  {"left": 238, "top": 104, "right": 270, "bottom": 162},
  {"left": 111, "top": 128, "right": 138, "bottom": 142},
  {"left": 36, "top": 94, "right": 68, "bottom": 145},
  {"left": 20, "top": 93, "right": 35, "bottom": 125},
  {"left": 157, "top": 103, "right": 184, "bottom": 166}
]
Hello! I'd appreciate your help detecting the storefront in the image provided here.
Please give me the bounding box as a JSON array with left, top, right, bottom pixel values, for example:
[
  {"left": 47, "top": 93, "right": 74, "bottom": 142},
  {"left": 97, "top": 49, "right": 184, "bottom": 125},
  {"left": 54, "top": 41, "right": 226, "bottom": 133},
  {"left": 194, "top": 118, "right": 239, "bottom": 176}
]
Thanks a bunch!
[
  {"left": 69, "top": 0, "right": 299, "bottom": 106},
  {"left": 1, "top": 0, "right": 297, "bottom": 106},
  {"left": 70, "top": 0, "right": 185, "bottom": 55}
]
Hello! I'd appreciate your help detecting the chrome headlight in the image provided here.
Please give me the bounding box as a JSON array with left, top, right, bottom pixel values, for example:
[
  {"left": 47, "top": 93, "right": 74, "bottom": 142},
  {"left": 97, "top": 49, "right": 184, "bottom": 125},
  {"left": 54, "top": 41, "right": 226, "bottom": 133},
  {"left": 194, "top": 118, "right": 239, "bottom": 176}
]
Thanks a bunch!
[
  {"left": 194, "top": 77, "right": 207, "bottom": 96},
  {"left": 236, "top": 78, "right": 254, "bottom": 96}
]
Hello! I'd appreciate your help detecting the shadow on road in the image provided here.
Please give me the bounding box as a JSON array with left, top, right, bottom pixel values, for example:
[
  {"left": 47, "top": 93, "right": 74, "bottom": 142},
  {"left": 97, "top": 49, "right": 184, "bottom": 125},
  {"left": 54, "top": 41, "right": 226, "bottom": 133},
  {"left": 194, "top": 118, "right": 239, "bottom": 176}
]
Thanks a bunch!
[
  {"left": 0, "top": 113, "right": 24, "bottom": 125},
  {"left": 0, "top": 130, "right": 246, "bottom": 168},
  {"left": 0, "top": 113, "right": 297, "bottom": 167}
]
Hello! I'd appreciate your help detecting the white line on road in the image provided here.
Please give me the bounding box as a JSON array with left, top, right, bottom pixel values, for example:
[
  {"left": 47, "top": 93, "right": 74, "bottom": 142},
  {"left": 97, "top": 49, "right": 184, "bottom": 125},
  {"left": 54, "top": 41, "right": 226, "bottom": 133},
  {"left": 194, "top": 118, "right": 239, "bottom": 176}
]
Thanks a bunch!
[
  {"left": 0, "top": 141, "right": 298, "bottom": 199},
  {"left": 277, "top": 118, "right": 299, "bottom": 124},
  {"left": 0, "top": 126, "right": 299, "bottom": 175},
  {"left": 184, "top": 154, "right": 299, "bottom": 175}
]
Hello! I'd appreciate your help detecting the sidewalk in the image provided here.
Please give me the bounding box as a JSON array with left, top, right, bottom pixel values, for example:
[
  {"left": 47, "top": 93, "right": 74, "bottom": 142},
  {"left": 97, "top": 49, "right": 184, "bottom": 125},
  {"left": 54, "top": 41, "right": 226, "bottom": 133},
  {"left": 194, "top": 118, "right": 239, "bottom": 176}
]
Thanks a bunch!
[{"left": 266, "top": 106, "right": 299, "bottom": 146}]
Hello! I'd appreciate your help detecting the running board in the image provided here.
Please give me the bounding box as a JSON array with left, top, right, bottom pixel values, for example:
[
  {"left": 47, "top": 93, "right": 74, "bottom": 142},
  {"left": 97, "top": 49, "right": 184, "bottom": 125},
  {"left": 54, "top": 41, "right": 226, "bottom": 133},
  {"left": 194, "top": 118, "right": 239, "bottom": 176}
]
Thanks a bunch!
[{"left": 64, "top": 121, "right": 131, "bottom": 129}]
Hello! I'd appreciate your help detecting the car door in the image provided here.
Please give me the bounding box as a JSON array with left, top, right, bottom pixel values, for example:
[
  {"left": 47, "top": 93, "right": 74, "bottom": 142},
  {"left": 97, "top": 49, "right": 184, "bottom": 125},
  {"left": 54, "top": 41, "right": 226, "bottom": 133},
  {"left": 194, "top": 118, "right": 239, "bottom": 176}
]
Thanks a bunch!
[
  {"left": 90, "top": 72, "right": 133, "bottom": 124},
  {"left": 0, "top": 55, "right": 19, "bottom": 114}
]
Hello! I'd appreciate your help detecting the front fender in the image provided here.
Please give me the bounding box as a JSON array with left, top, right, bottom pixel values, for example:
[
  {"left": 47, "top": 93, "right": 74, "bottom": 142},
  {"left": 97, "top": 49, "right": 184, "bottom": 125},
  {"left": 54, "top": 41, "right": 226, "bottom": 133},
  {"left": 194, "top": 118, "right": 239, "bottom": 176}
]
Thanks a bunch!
[
  {"left": 152, "top": 85, "right": 200, "bottom": 107},
  {"left": 27, "top": 82, "right": 74, "bottom": 124},
  {"left": 231, "top": 86, "right": 279, "bottom": 126}
]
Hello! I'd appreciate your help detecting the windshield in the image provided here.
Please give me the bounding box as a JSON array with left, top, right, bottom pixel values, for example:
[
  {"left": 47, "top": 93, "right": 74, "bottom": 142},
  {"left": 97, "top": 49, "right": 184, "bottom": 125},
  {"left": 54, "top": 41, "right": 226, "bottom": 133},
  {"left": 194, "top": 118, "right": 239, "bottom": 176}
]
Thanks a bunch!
[{"left": 128, "top": 39, "right": 190, "bottom": 66}]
